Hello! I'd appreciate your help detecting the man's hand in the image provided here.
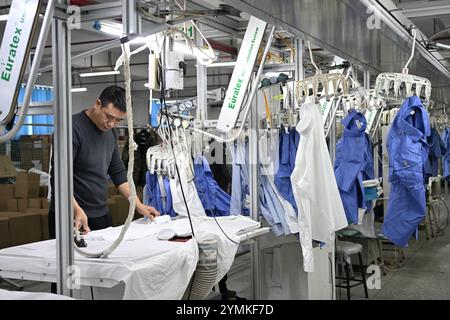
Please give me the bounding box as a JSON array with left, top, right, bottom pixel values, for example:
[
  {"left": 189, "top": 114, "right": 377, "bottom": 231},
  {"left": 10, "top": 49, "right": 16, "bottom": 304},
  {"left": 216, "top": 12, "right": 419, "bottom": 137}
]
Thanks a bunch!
[
  {"left": 74, "top": 207, "right": 91, "bottom": 234},
  {"left": 136, "top": 201, "right": 160, "bottom": 221}
]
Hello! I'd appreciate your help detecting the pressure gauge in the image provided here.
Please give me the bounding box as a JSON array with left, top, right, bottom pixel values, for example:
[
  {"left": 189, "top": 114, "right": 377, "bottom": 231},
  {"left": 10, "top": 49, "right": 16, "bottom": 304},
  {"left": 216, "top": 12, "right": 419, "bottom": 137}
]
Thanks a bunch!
[
  {"left": 178, "top": 103, "right": 186, "bottom": 111},
  {"left": 173, "top": 118, "right": 181, "bottom": 127},
  {"left": 185, "top": 101, "right": 193, "bottom": 110},
  {"left": 182, "top": 119, "right": 190, "bottom": 129}
]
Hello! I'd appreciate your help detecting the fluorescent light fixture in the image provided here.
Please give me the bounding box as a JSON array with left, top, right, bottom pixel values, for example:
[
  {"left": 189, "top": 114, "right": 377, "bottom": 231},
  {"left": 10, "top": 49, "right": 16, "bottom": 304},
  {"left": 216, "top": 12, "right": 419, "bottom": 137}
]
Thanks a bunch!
[
  {"left": 265, "top": 72, "right": 281, "bottom": 78},
  {"left": 435, "top": 42, "right": 450, "bottom": 50},
  {"left": 79, "top": 70, "right": 120, "bottom": 77},
  {"left": 93, "top": 20, "right": 122, "bottom": 37},
  {"left": 0, "top": 14, "right": 8, "bottom": 21},
  {"left": 71, "top": 87, "right": 87, "bottom": 93},
  {"left": 206, "top": 61, "right": 236, "bottom": 68},
  {"left": 144, "top": 83, "right": 150, "bottom": 88},
  {"left": 130, "top": 34, "right": 157, "bottom": 45}
]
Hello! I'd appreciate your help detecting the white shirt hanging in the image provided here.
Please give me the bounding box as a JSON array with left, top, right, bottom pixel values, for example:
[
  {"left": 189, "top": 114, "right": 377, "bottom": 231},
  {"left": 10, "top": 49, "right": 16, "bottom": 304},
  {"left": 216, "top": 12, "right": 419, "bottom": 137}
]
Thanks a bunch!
[
  {"left": 291, "top": 103, "right": 348, "bottom": 272},
  {"left": 170, "top": 149, "right": 206, "bottom": 218}
]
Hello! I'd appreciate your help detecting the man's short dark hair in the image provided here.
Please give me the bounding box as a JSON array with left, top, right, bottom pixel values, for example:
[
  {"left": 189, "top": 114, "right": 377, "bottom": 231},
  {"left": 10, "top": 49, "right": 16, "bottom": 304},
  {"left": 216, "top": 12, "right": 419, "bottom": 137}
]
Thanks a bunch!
[{"left": 99, "top": 85, "right": 126, "bottom": 113}]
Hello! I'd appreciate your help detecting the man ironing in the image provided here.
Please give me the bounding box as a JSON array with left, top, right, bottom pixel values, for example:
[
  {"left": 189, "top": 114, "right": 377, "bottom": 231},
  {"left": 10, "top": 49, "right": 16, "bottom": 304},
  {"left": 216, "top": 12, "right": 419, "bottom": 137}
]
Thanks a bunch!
[{"left": 49, "top": 85, "right": 159, "bottom": 238}]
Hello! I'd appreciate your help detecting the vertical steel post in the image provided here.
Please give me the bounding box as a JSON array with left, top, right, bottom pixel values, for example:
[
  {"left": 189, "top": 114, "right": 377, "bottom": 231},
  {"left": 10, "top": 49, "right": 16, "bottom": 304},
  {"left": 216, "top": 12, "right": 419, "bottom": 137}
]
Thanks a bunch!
[
  {"left": 249, "top": 81, "right": 260, "bottom": 300},
  {"left": 123, "top": 0, "right": 141, "bottom": 35},
  {"left": 53, "top": 0, "right": 74, "bottom": 296},
  {"left": 295, "top": 38, "right": 304, "bottom": 82},
  {"left": 364, "top": 69, "right": 371, "bottom": 90},
  {"left": 196, "top": 22, "right": 208, "bottom": 122}
]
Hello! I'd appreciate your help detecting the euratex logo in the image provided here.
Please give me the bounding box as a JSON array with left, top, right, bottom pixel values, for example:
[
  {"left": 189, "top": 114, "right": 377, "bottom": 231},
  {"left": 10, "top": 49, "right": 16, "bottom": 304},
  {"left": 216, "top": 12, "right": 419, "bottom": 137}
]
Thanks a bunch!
[
  {"left": 0, "top": 0, "right": 40, "bottom": 123},
  {"left": 0, "top": 27, "right": 23, "bottom": 82},
  {"left": 228, "top": 78, "right": 243, "bottom": 109}
]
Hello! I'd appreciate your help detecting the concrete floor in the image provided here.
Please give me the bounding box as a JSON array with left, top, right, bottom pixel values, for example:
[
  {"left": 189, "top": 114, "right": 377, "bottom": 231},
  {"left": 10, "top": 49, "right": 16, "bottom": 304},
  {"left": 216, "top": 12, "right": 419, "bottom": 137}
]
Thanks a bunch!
[{"left": 337, "top": 198, "right": 450, "bottom": 300}]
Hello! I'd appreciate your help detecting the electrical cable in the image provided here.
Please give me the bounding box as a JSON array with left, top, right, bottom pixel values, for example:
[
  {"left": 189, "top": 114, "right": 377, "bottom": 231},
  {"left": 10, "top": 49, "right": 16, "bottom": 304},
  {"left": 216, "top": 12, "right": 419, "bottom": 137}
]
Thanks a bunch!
[
  {"left": 90, "top": 286, "right": 95, "bottom": 300},
  {"left": 159, "top": 37, "right": 195, "bottom": 239},
  {"left": 436, "top": 197, "right": 450, "bottom": 233},
  {"left": 329, "top": 254, "right": 335, "bottom": 300}
]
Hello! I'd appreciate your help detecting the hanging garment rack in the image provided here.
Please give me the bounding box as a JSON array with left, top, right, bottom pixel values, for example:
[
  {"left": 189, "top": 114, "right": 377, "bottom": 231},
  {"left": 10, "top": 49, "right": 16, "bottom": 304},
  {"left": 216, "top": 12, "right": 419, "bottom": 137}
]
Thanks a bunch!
[{"left": 374, "top": 29, "right": 432, "bottom": 103}]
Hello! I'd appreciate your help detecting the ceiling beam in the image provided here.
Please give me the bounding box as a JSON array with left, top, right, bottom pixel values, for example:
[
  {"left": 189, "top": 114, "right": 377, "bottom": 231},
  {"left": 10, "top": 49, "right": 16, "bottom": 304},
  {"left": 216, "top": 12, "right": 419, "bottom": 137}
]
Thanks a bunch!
[{"left": 397, "top": 0, "right": 450, "bottom": 18}]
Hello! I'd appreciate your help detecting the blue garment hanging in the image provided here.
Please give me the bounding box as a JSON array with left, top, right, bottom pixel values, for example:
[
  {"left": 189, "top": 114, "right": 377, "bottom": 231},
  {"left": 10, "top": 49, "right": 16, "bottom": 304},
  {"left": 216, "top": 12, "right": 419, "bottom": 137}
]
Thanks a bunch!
[
  {"left": 383, "top": 96, "right": 430, "bottom": 247},
  {"left": 334, "top": 110, "right": 375, "bottom": 225},
  {"left": 144, "top": 171, "right": 177, "bottom": 217},
  {"left": 425, "top": 127, "right": 446, "bottom": 180},
  {"left": 442, "top": 128, "right": 450, "bottom": 180},
  {"left": 230, "top": 140, "right": 291, "bottom": 236},
  {"left": 193, "top": 155, "right": 231, "bottom": 217},
  {"left": 274, "top": 129, "right": 300, "bottom": 212}
]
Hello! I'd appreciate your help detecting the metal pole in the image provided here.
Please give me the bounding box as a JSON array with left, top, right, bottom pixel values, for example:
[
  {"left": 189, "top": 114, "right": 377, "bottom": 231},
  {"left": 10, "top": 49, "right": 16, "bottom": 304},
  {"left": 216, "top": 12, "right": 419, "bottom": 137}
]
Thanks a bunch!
[
  {"left": 53, "top": 0, "right": 74, "bottom": 297},
  {"left": 123, "top": 0, "right": 141, "bottom": 35},
  {"left": 295, "top": 38, "right": 304, "bottom": 81},
  {"left": 249, "top": 81, "right": 260, "bottom": 300},
  {"left": 364, "top": 69, "right": 370, "bottom": 90},
  {"left": 196, "top": 22, "right": 208, "bottom": 122}
]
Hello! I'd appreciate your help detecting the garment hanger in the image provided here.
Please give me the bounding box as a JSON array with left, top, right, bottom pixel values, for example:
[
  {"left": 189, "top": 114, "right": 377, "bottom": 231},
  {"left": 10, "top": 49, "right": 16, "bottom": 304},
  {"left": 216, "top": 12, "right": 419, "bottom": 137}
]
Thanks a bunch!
[
  {"left": 295, "top": 41, "right": 349, "bottom": 105},
  {"left": 374, "top": 28, "right": 432, "bottom": 103}
]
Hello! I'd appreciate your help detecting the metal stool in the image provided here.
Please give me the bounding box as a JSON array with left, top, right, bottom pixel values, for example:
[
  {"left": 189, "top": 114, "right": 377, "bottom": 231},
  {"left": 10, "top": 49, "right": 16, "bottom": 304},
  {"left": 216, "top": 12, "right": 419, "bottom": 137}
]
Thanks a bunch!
[{"left": 335, "top": 241, "right": 368, "bottom": 300}]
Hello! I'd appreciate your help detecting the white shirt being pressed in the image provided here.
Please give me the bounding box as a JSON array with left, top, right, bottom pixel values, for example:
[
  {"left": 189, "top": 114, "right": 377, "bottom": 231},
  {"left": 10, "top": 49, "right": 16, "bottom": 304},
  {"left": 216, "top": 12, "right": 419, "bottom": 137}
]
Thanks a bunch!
[{"left": 291, "top": 103, "right": 348, "bottom": 272}]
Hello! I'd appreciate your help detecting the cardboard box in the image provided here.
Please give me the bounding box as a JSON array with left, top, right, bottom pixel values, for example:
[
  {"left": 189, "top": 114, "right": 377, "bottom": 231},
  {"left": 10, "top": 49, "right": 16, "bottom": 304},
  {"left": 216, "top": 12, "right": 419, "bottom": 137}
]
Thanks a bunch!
[
  {"left": 1, "top": 212, "right": 42, "bottom": 247},
  {"left": 41, "top": 199, "right": 50, "bottom": 210},
  {"left": 28, "top": 198, "right": 42, "bottom": 209},
  {"left": 107, "top": 195, "right": 144, "bottom": 226},
  {"left": 39, "top": 186, "right": 49, "bottom": 198},
  {"left": 41, "top": 212, "right": 49, "bottom": 240},
  {"left": 0, "top": 200, "right": 7, "bottom": 212},
  {"left": 107, "top": 183, "right": 118, "bottom": 196},
  {"left": 7, "top": 199, "right": 18, "bottom": 212},
  {"left": 0, "top": 155, "right": 17, "bottom": 178},
  {"left": 15, "top": 172, "right": 40, "bottom": 198},
  {"left": 0, "top": 184, "right": 14, "bottom": 200},
  {"left": 0, "top": 217, "right": 10, "bottom": 249},
  {"left": 18, "top": 199, "right": 28, "bottom": 212}
]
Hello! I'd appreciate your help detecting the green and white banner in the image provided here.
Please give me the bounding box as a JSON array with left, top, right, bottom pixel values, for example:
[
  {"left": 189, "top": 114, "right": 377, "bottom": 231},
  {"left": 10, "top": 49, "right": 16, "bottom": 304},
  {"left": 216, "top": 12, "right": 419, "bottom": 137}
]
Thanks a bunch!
[
  {"left": 0, "top": 0, "right": 41, "bottom": 124},
  {"left": 217, "top": 16, "right": 267, "bottom": 132}
]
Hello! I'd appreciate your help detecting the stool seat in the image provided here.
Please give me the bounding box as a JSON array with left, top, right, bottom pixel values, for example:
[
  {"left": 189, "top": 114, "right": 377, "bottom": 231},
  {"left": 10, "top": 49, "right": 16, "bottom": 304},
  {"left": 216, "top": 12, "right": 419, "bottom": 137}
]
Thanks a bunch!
[
  {"left": 335, "top": 241, "right": 368, "bottom": 300},
  {"left": 336, "top": 241, "right": 363, "bottom": 256}
]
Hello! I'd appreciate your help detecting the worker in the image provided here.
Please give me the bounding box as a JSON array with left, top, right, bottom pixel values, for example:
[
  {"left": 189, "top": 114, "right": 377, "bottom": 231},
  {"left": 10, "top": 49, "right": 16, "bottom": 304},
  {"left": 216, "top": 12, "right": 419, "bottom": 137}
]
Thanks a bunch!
[{"left": 48, "top": 85, "right": 160, "bottom": 239}]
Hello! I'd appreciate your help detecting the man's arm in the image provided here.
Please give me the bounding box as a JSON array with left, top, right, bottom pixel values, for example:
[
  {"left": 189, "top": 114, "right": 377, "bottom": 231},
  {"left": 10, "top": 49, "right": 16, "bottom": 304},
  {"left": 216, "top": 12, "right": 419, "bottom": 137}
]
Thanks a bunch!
[
  {"left": 117, "top": 182, "right": 160, "bottom": 220},
  {"left": 73, "top": 197, "right": 90, "bottom": 233}
]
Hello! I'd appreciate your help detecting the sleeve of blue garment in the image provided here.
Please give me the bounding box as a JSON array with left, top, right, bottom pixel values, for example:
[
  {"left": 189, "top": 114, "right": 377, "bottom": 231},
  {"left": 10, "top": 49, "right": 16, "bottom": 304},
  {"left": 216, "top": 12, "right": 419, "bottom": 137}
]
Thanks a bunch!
[
  {"left": 334, "top": 139, "right": 343, "bottom": 170},
  {"left": 363, "top": 133, "right": 375, "bottom": 180},
  {"left": 193, "top": 156, "right": 213, "bottom": 214},
  {"left": 280, "top": 130, "right": 290, "bottom": 165}
]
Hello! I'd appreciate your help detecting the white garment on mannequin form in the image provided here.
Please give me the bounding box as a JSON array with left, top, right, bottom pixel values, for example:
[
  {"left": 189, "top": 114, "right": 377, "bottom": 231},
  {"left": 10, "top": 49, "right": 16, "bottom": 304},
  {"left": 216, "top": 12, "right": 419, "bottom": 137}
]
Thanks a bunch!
[{"left": 291, "top": 103, "right": 348, "bottom": 272}]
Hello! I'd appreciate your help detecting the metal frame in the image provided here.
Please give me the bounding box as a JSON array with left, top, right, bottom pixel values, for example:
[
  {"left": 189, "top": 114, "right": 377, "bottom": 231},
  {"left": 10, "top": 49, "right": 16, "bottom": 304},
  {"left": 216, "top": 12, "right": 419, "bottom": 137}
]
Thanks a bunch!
[{"left": 52, "top": 0, "right": 74, "bottom": 297}]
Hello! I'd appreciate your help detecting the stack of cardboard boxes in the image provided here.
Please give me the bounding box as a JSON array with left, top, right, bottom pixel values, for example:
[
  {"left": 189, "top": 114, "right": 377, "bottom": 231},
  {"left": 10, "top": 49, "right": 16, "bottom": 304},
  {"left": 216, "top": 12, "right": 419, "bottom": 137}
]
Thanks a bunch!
[
  {"left": 1, "top": 152, "right": 145, "bottom": 249},
  {"left": 18, "top": 135, "right": 51, "bottom": 172},
  {"left": 0, "top": 169, "right": 50, "bottom": 249}
]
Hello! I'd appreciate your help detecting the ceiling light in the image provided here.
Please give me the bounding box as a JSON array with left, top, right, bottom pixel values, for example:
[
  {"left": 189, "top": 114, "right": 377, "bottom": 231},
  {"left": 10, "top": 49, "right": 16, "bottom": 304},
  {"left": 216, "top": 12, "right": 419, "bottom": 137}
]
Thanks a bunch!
[
  {"left": 79, "top": 70, "right": 120, "bottom": 77},
  {"left": 0, "top": 14, "right": 8, "bottom": 21},
  {"left": 206, "top": 61, "right": 236, "bottom": 68},
  {"left": 435, "top": 42, "right": 450, "bottom": 50},
  {"left": 71, "top": 88, "right": 87, "bottom": 93},
  {"left": 92, "top": 20, "right": 123, "bottom": 37}
]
